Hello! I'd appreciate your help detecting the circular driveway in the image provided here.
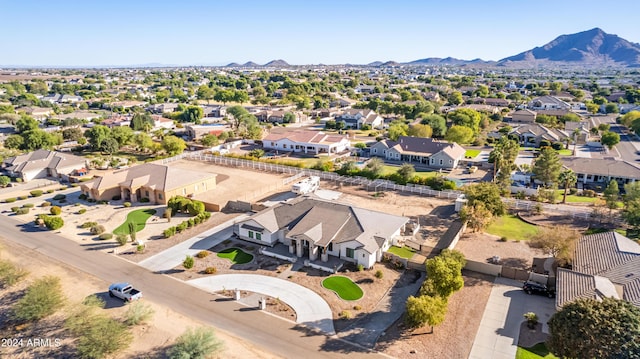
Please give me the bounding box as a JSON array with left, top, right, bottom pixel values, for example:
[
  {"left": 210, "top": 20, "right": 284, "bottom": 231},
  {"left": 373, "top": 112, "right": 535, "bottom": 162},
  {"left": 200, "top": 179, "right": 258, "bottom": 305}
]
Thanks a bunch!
[{"left": 188, "top": 274, "right": 335, "bottom": 335}]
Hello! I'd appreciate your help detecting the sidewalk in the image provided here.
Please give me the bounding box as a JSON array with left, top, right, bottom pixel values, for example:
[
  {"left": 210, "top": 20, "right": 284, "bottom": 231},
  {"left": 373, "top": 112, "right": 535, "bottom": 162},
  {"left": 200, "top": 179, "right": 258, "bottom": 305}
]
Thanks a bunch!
[
  {"left": 468, "top": 277, "right": 555, "bottom": 359},
  {"left": 138, "top": 214, "right": 250, "bottom": 272}
]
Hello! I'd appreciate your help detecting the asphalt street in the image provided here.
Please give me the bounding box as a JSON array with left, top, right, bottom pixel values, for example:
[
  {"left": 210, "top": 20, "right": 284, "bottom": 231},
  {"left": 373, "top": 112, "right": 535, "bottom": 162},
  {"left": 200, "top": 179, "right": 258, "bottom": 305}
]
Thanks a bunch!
[{"left": 0, "top": 216, "right": 388, "bottom": 359}]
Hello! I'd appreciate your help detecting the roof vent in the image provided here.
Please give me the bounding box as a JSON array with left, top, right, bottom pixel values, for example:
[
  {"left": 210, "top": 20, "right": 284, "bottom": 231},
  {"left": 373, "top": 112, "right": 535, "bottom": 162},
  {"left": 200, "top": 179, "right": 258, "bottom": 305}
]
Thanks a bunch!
[{"left": 625, "top": 273, "right": 634, "bottom": 278}]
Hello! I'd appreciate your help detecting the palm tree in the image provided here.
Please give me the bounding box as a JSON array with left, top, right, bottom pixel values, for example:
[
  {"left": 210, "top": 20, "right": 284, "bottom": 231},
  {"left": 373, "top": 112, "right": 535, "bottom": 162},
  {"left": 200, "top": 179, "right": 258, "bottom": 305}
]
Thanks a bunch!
[
  {"left": 572, "top": 128, "right": 581, "bottom": 155},
  {"left": 558, "top": 169, "right": 578, "bottom": 203}
]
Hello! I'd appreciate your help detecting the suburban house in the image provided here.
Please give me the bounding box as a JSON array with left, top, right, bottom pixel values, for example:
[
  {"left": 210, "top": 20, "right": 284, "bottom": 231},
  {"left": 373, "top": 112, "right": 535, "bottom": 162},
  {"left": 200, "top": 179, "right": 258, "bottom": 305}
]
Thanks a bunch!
[
  {"left": 16, "top": 106, "right": 54, "bottom": 121},
  {"left": 233, "top": 197, "right": 409, "bottom": 270},
  {"left": 335, "top": 109, "right": 383, "bottom": 129},
  {"left": 509, "top": 123, "right": 569, "bottom": 147},
  {"left": 151, "top": 115, "right": 175, "bottom": 130},
  {"left": 262, "top": 130, "right": 350, "bottom": 155},
  {"left": 561, "top": 157, "right": 640, "bottom": 187},
  {"left": 370, "top": 136, "right": 466, "bottom": 170},
  {"left": 2, "top": 149, "right": 88, "bottom": 182},
  {"left": 556, "top": 232, "right": 640, "bottom": 309},
  {"left": 510, "top": 109, "right": 537, "bottom": 123},
  {"left": 80, "top": 163, "right": 217, "bottom": 204},
  {"left": 564, "top": 121, "right": 591, "bottom": 144},
  {"left": 41, "top": 94, "right": 83, "bottom": 104},
  {"left": 147, "top": 103, "right": 179, "bottom": 114},
  {"left": 51, "top": 111, "right": 102, "bottom": 122},
  {"left": 201, "top": 105, "right": 226, "bottom": 118},
  {"left": 528, "top": 96, "right": 571, "bottom": 111},
  {"left": 185, "top": 123, "right": 230, "bottom": 140},
  {"left": 101, "top": 116, "right": 131, "bottom": 128}
]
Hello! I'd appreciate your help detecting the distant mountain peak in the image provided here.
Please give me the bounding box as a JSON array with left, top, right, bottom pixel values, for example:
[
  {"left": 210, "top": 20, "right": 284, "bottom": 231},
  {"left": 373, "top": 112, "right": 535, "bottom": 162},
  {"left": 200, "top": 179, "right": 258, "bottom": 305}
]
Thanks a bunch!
[{"left": 263, "top": 59, "right": 290, "bottom": 67}]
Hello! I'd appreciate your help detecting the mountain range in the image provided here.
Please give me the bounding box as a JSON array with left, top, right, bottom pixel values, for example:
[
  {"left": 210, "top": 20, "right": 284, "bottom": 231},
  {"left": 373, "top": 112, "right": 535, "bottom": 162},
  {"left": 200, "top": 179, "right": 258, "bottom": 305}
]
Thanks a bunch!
[{"left": 225, "top": 28, "right": 640, "bottom": 68}]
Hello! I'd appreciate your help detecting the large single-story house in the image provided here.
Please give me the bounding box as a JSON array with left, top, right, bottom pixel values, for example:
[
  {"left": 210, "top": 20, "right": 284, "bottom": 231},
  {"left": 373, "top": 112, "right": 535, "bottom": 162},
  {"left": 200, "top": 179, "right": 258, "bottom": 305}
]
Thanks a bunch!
[
  {"left": 556, "top": 232, "right": 640, "bottom": 309},
  {"left": 370, "top": 136, "right": 466, "bottom": 170},
  {"left": 262, "top": 130, "right": 350, "bottom": 154},
  {"left": 528, "top": 96, "right": 571, "bottom": 111},
  {"left": 80, "top": 163, "right": 217, "bottom": 204},
  {"left": 335, "top": 109, "right": 383, "bottom": 129},
  {"left": 510, "top": 109, "right": 537, "bottom": 123},
  {"left": 185, "top": 123, "right": 230, "bottom": 140},
  {"left": 233, "top": 198, "right": 409, "bottom": 269},
  {"left": 509, "top": 123, "right": 569, "bottom": 147},
  {"left": 2, "top": 149, "right": 88, "bottom": 182},
  {"left": 16, "top": 106, "right": 54, "bottom": 121},
  {"left": 561, "top": 157, "right": 640, "bottom": 186}
]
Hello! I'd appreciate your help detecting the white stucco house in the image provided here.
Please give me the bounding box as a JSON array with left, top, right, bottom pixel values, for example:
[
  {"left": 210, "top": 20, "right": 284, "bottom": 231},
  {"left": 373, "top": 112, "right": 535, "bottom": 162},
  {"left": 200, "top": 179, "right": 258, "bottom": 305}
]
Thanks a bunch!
[
  {"left": 2, "top": 149, "right": 88, "bottom": 182},
  {"left": 262, "top": 130, "right": 350, "bottom": 155},
  {"left": 233, "top": 198, "right": 409, "bottom": 269}
]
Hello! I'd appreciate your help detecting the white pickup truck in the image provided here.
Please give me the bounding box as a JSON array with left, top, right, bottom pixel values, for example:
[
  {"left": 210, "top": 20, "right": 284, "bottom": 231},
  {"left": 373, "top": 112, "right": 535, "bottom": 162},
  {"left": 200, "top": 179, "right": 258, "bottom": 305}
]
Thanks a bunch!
[{"left": 108, "top": 283, "right": 142, "bottom": 302}]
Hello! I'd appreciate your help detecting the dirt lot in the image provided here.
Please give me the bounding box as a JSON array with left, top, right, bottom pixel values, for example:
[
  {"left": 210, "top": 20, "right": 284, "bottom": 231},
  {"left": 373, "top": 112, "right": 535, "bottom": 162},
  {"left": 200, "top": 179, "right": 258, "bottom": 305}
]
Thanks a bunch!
[
  {"left": 0, "top": 239, "right": 278, "bottom": 359},
  {"left": 456, "top": 231, "right": 546, "bottom": 270},
  {"left": 376, "top": 271, "right": 494, "bottom": 358}
]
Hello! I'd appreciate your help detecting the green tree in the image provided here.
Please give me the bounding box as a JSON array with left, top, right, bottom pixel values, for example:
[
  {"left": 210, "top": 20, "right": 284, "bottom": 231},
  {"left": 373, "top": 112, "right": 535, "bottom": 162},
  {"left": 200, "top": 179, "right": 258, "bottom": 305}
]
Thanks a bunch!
[
  {"left": 283, "top": 112, "right": 296, "bottom": 124},
  {"left": 128, "top": 222, "right": 136, "bottom": 242},
  {"left": 181, "top": 106, "right": 204, "bottom": 123},
  {"left": 448, "top": 91, "right": 463, "bottom": 105},
  {"left": 85, "top": 125, "right": 112, "bottom": 150},
  {"left": 585, "top": 102, "right": 600, "bottom": 114},
  {"left": 548, "top": 297, "right": 640, "bottom": 359},
  {"left": 62, "top": 127, "right": 84, "bottom": 141},
  {"left": 558, "top": 169, "right": 577, "bottom": 203},
  {"left": 161, "top": 135, "right": 186, "bottom": 156},
  {"left": 130, "top": 113, "right": 154, "bottom": 131},
  {"left": 388, "top": 120, "right": 408, "bottom": 141},
  {"left": 15, "top": 116, "right": 39, "bottom": 133},
  {"left": 530, "top": 225, "right": 579, "bottom": 265},
  {"left": 405, "top": 295, "right": 447, "bottom": 332},
  {"left": 167, "top": 327, "right": 224, "bottom": 359},
  {"left": 604, "top": 180, "right": 620, "bottom": 216},
  {"left": 4, "top": 134, "right": 24, "bottom": 149},
  {"left": 111, "top": 126, "right": 134, "bottom": 146},
  {"left": 604, "top": 103, "right": 619, "bottom": 114},
  {"left": 444, "top": 125, "right": 474, "bottom": 144},
  {"left": 100, "top": 137, "right": 120, "bottom": 155},
  {"left": 601, "top": 131, "right": 620, "bottom": 150},
  {"left": 420, "top": 250, "right": 465, "bottom": 298},
  {"left": 463, "top": 182, "right": 506, "bottom": 217},
  {"left": 447, "top": 108, "right": 482, "bottom": 134},
  {"left": 397, "top": 163, "right": 415, "bottom": 182},
  {"left": 133, "top": 132, "right": 154, "bottom": 152},
  {"left": 620, "top": 110, "right": 640, "bottom": 128},
  {"left": 407, "top": 123, "right": 432, "bottom": 138},
  {"left": 196, "top": 85, "right": 214, "bottom": 103},
  {"left": 489, "top": 137, "right": 519, "bottom": 192},
  {"left": 21, "top": 129, "right": 59, "bottom": 151},
  {"left": 187, "top": 200, "right": 206, "bottom": 216},
  {"left": 200, "top": 134, "right": 219, "bottom": 146},
  {"left": 364, "top": 157, "right": 384, "bottom": 178},
  {"left": 459, "top": 202, "right": 493, "bottom": 232},
  {"left": 532, "top": 147, "right": 561, "bottom": 187},
  {"left": 421, "top": 114, "right": 447, "bottom": 138},
  {"left": 12, "top": 276, "right": 64, "bottom": 322},
  {"left": 0, "top": 175, "right": 10, "bottom": 187}
]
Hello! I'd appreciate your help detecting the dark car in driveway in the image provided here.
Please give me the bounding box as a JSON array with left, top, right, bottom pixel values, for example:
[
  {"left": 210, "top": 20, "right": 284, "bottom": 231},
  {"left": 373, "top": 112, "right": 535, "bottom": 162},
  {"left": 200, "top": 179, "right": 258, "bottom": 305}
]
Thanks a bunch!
[{"left": 523, "top": 280, "right": 555, "bottom": 298}]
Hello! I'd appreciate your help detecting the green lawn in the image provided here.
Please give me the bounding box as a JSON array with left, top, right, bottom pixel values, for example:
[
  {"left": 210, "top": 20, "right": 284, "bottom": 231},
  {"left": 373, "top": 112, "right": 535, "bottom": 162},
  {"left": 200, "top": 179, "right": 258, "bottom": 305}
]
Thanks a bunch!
[
  {"left": 387, "top": 245, "right": 416, "bottom": 259},
  {"left": 486, "top": 215, "right": 539, "bottom": 241},
  {"left": 516, "top": 343, "right": 558, "bottom": 359},
  {"left": 380, "top": 165, "right": 438, "bottom": 179},
  {"left": 322, "top": 276, "right": 364, "bottom": 301},
  {"left": 113, "top": 209, "right": 156, "bottom": 235},
  {"left": 563, "top": 194, "right": 599, "bottom": 203},
  {"left": 556, "top": 149, "right": 572, "bottom": 156},
  {"left": 465, "top": 149, "right": 481, "bottom": 158},
  {"left": 217, "top": 247, "right": 254, "bottom": 264}
]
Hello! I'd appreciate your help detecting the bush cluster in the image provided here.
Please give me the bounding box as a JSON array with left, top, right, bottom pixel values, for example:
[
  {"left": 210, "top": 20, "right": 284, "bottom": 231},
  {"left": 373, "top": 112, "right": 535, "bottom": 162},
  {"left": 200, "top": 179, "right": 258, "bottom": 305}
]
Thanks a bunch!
[
  {"left": 90, "top": 224, "right": 106, "bottom": 235},
  {"left": 98, "top": 233, "right": 113, "bottom": 240},
  {"left": 163, "top": 212, "right": 212, "bottom": 238},
  {"left": 30, "top": 190, "right": 43, "bottom": 197},
  {"left": 123, "top": 202, "right": 131, "bottom": 207},
  {"left": 41, "top": 201, "right": 51, "bottom": 207},
  {"left": 4, "top": 197, "right": 17, "bottom": 203},
  {"left": 196, "top": 250, "right": 209, "bottom": 258},
  {"left": 81, "top": 221, "right": 97, "bottom": 229},
  {"left": 38, "top": 214, "right": 64, "bottom": 230},
  {"left": 204, "top": 267, "right": 217, "bottom": 274},
  {"left": 53, "top": 194, "right": 66, "bottom": 201},
  {"left": 78, "top": 208, "right": 87, "bottom": 214},
  {"left": 50, "top": 206, "right": 62, "bottom": 215},
  {"left": 167, "top": 196, "right": 206, "bottom": 216},
  {"left": 13, "top": 276, "right": 64, "bottom": 322}
]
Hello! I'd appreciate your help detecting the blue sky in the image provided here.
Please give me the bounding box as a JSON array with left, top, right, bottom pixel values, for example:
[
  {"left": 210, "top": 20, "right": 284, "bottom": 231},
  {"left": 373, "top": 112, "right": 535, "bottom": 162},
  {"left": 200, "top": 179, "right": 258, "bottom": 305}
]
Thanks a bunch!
[{"left": 2, "top": 0, "right": 639, "bottom": 66}]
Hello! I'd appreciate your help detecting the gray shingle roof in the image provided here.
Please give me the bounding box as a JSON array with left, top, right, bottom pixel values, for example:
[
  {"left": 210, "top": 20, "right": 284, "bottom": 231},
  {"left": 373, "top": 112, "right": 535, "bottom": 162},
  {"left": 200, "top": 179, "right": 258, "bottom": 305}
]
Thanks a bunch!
[{"left": 561, "top": 157, "right": 640, "bottom": 180}]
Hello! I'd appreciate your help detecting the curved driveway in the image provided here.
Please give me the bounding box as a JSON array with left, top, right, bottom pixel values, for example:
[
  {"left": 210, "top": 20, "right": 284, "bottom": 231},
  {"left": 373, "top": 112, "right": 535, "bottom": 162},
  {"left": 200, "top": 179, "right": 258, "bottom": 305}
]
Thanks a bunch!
[{"left": 189, "top": 274, "right": 335, "bottom": 335}]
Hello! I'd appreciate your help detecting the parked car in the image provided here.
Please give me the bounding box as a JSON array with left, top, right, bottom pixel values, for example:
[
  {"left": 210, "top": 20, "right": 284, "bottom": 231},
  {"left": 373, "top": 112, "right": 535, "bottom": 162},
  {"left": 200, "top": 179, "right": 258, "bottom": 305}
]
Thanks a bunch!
[
  {"left": 523, "top": 280, "right": 555, "bottom": 298},
  {"left": 108, "top": 282, "right": 142, "bottom": 302}
]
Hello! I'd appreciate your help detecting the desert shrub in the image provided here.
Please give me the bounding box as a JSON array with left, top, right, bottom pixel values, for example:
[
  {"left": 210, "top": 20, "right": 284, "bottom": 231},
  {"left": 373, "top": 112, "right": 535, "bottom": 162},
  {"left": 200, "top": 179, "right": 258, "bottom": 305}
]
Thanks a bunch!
[
  {"left": 176, "top": 222, "right": 188, "bottom": 232},
  {"left": 136, "top": 244, "right": 145, "bottom": 253},
  {"left": 163, "top": 227, "right": 177, "bottom": 238},
  {"left": 0, "top": 259, "right": 28, "bottom": 288},
  {"left": 98, "top": 233, "right": 113, "bottom": 240},
  {"left": 357, "top": 264, "right": 364, "bottom": 271},
  {"left": 140, "top": 197, "right": 150, "bottom": 203},
  {"left": 58, "top": 187, "right": 67, "bottom": 191},
  {"left": 11, "top": 206, "right": 19, "bottom": 213},
  {"left": 375, "top": 270, "right": 384, "bottom": 279},
  {"left": 78, "top": 208, "right": 87, "bottom": 214},
  {"left": 187, "top": 200, "right": 205, "bottom": 216},
  {"left": 18, "top": 195, "right": 27, "bottom": 200},
  {"left": 167, "top": 327, "right": 223, "bottom": 359},
  {"left": 90, "top": 224, "right": 106, "bottom": 235},
  {"left": 500, "top": 236, "right": 508, "bottom": 242},
  {"left": 193, "top": 216, "right": 202, "bottom": 225},
  {"left": 22, "top": 203, "right": 34, "bottom": 208},
  {"left": 81, "top": 221, "right": 97, "bottom": 229},
  {"left": 78, "top": 193, "right": 87, "bottom": 200},
  {"left": 569, "top": 188, "right": 578, "bottom": 195},
  {"left": 50, "top": 206, "right": 62, "bottom": 215},
  {"left": 4, "top": 197, "right": 16, "bottom": 203},
  {"left": 12, "top": 276, "right": 64, "bottom": 322},
  {"left": 15, "top": 178, "right": 22, "bottom": 182},
  {"left": 583, "top": 189, "right": 596, "bottom": 197},
  {"left": 196, "top": 250, "right": 209, "bottom": 259},
  {"left": 53, "top": 194, "right": 66, "bottom": 200},
  {"left": 30, "top": 190, "right": 43, "bottom": 197},
  {"left": 75, "top": 315, "right": 133, "bottom": 359},
  {"left": 183, "top": 255, "right": 195, "bottom": 269},
  {"left": 353, "top": 305, "right": 362, "bottom": 310},
  {"left": 187, "top": 218, "right": 195, "bottom": 227},
  {"left": 116, "top": 234, "right": 128, "bottom": 246},
  {"left": 41, "top": 201, "right": 51, "bottom": 207},
  {"left": 124, "top": 301, "right": 155, "bottom": 326},
  {"left": 551, "top": 141, "right": 564, "bottom": 150},
  {"left": 111, "top": 195, "right": 122, "bottom": 201},
  {"left": 43, "top": 215, "right": 64, "bottom": 230},
  {"left": 339, "top": 310, "right": 352, "bottom": 319},
  {"left": 70, "top": 183, "right": 79, "bottom": 187},
  {"left": 204, "top": 267, "right": 217, "bottom": 274},
  {"left": 46, "top": 189, "right": 55, "bottom": 194},
  {"left": 123, "top": 202, "right": 131, "bottom": 208},
  {"left": 97, "top": 200, "right": 108, "bottom": 205},
  {"left": 16, "top": 208, "right": 30, "bottom": 215}
]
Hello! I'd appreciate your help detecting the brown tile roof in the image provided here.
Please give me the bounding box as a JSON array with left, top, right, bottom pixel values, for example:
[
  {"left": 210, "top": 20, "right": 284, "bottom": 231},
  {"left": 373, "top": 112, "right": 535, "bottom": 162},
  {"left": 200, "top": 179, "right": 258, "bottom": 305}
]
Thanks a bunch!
[{"left": 3, "top": 149, "right": 86, "bottom": 173}]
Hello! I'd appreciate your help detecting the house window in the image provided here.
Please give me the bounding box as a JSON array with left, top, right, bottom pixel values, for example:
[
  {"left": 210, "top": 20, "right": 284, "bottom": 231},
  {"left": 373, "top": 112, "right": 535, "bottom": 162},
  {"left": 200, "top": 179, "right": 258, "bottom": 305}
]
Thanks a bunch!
[
  {"left": 158, "top": 194, "right": 163, "bottom": 200},
  {"left": 145, "top": 190, "right": 149, "bottom": 197},
  {"left": 439, "top": 159, "right": 443, "bottom": 165},
  {"left": 256, "top": 233, "right": 261, "bottom": 240},
  {"left": 248, "top": 231, "right": 254, "bottom": 239},
  {"left": 202, "top": 183, "right": 206, "bottom": 190},
  {"left": 449, "top": 160, "right": 452, "bottom": 164},
  {"left": 328, "top": 243, "right": 333, "bottom": 251},
  {"left": 283, "top": 144, "right": 287, "bottom": 149},
  {"left": 346, "top": 248, "right": 354, "bottom": 258}
]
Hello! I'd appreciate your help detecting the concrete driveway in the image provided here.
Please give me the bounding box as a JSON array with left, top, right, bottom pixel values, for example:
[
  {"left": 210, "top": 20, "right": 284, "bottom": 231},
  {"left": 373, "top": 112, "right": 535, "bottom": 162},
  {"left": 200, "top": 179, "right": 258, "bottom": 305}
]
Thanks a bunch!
[
  {"left": 188, "top": 274, "right": 335, "bottom": 335},
  {"left": 468, "top": 277, "right": 556, "bottom": 359}
]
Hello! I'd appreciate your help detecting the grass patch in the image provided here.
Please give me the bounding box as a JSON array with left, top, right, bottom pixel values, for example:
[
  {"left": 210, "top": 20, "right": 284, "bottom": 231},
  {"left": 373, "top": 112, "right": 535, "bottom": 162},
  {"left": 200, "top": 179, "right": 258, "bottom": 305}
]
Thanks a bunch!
[
  {"left": 486, "top": 214, "right": 539, "bottom": 241},
  {"left": 379, "top": 165, "right": 438, "bottom": 179},
  {"left": 556, "top": 149, "right": 572, "bottom": 156},
  {"left": 322, "top": 276, "right": 363, "bottom": 301},
  {"left": 387, "top": 245, "right": 416, "bottom": 259},
  {"left": 465, "top": 149, "right": 481, "bottom": 158},
  {"left": 217, "top": 247, "right": 254, "bottom": 264},
  {"left": 563, "top": 194, "right": 599, "bottom": 203},
  {"left": 516, "top": 343, "right": 558, "bottom": 359},
  {"left": 113, "top": 209, "right": 156, "bottom": 235}
]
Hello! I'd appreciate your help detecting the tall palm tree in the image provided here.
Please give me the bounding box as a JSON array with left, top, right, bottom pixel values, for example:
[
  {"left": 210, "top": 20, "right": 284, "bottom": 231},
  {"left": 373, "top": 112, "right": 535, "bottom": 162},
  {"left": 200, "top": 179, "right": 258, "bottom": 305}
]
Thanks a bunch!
[{"left": 558, "top": 169, "right": 578, "bottom": 203}]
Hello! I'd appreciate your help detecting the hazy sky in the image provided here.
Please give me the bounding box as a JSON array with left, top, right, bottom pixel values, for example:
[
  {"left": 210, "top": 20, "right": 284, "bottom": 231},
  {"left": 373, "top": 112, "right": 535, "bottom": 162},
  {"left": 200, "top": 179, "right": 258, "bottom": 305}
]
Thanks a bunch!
[{"left": 2, "top": 0, "right": 639, "bottom": 66}]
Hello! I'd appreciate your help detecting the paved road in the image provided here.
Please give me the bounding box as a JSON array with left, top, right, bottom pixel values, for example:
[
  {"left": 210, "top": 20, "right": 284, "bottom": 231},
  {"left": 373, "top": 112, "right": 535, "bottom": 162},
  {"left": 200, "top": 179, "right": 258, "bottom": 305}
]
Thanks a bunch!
[
  {"left": 0, "top": 217, "right": 387, "bottom": 359},
  {"left": 468, "top": 277, "right": 556, "bottom": 359},
  {"left": 591, "top": 115, "right": 640, "bottom": 163}
]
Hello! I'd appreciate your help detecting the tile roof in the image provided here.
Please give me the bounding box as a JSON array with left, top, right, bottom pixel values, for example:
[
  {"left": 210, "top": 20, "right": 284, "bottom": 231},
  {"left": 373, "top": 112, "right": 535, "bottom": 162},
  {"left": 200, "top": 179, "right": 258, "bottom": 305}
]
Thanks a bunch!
[
  {"left": 561, "top": 157, "right": 640, "bottom": 179},
  {"left": 262, "top": 130, "right": 348, "bottom": 145},
  {"left": 384, "top": 136, "right": 465, "bottom": 159},
  {"left": 3, "top": 149, "right": 86, "bottom": 174}
]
